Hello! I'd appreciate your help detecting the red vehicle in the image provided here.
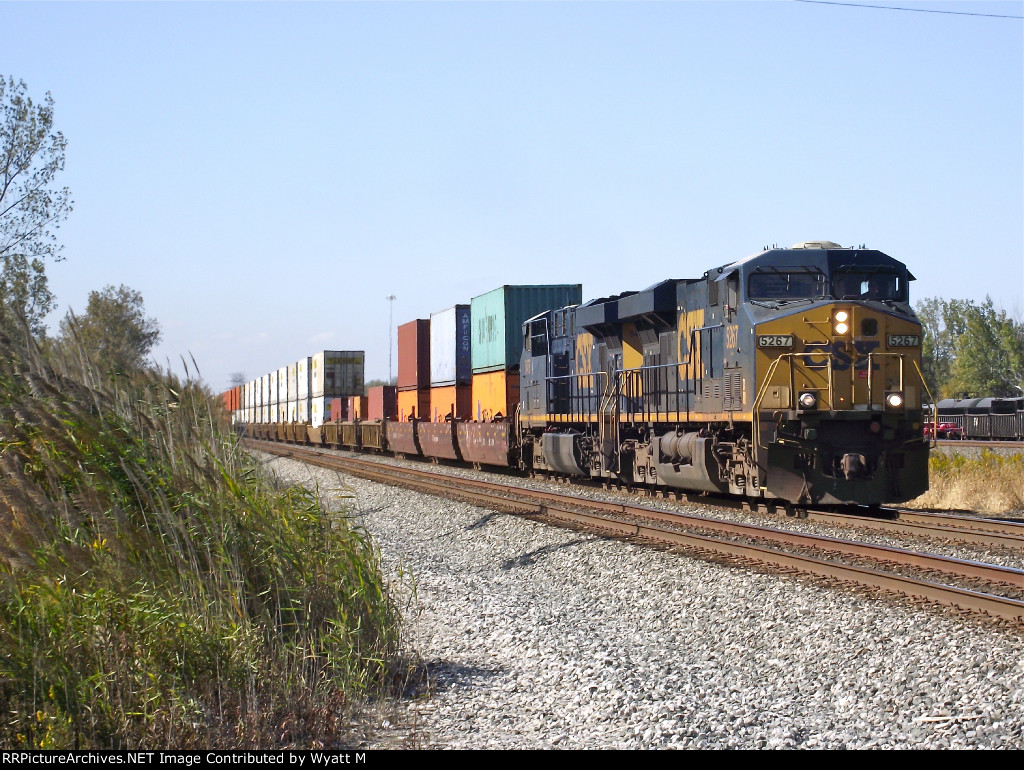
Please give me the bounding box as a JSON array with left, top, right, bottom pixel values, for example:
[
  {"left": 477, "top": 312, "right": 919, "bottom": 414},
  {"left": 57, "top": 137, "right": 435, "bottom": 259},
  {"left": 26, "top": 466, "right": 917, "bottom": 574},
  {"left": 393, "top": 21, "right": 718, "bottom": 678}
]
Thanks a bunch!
[{"left": 923, "top": 421, "right": 964, "bottom": 440}]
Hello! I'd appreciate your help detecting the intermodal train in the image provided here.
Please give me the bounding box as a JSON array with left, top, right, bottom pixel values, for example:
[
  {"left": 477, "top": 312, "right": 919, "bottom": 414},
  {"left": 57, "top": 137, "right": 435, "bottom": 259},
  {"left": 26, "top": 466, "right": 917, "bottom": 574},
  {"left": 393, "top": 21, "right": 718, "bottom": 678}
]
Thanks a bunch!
[{"left": 239, "top": 241, "right": 932, "bottom": 506}]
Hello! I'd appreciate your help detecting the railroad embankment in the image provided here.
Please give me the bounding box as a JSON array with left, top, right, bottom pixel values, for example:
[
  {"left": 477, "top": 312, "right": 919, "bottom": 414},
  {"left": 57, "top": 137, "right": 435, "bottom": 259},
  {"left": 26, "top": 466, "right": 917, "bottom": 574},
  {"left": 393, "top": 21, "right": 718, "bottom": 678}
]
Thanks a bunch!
[
  {"left": 908, "top": 446, "right": 1024, "bottom": 515},
  {"left": 0, "top": 334, "right": 402, "bottom": 748}
]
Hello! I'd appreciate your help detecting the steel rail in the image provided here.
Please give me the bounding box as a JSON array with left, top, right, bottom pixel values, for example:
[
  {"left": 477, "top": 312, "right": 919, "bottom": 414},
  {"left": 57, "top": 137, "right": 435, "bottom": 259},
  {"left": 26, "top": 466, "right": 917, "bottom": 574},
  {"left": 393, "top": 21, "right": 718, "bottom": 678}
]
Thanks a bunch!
[
  {"left": 248, "top": 439, "right": 1024, "bottom": 621},
  {"left": 798, "top": 508, "right": 1024, "bottom": 551}
]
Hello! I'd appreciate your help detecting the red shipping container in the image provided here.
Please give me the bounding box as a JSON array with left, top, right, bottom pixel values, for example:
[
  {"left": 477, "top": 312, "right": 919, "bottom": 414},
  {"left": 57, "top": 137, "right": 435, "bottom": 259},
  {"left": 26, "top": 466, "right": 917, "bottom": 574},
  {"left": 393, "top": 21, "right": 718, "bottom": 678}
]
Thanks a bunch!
[
  {"left": 397, "top": 319, "right": 431, "bottom": 390},
  {"left": 330, "top": 398, "right": 350, "bottom": 422},
  {"left": 368, "top": 386, "right": 398, "bottom": 420}
]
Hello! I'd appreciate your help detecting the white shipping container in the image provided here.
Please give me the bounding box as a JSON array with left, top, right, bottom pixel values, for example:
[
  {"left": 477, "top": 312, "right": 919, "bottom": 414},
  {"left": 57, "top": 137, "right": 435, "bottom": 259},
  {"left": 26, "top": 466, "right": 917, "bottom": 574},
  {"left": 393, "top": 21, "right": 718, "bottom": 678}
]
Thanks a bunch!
[
  {"left": 261, "top": 374, "right": 270, "bottom": 407},
  {"left": 310, "top": 397, "right": 334, "bottom": 428},
  {"left": 311, "top": 350, "right": 365, "bottom": 398},
  {"left": 430, "top": 305, "right": 472, "bottom": 386},
  {"left": 298, "top": 398, "right": 310, "bottom": 424},
  {"left": 276, "top": 366, "right": 287, "bottom": 402},
  {"left": 269, "top": 370, "right": 279, "bottom": 407},
  {"left": 297, "top": 357, "right": 311, "bottom": 400},
  {"left": 287, "top": 400, "right": 298, "bottom": 423},
  {"left": 287, "top": 364, "right": 298, "bottom": 402}
]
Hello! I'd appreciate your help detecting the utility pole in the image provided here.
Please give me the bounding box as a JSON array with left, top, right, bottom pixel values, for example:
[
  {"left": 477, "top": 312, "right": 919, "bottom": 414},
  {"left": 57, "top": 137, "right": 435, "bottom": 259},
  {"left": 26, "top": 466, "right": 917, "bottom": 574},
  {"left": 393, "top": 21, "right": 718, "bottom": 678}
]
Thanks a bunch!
[{"left": 386, "top": 294, "right": 396, "bottom": 385}]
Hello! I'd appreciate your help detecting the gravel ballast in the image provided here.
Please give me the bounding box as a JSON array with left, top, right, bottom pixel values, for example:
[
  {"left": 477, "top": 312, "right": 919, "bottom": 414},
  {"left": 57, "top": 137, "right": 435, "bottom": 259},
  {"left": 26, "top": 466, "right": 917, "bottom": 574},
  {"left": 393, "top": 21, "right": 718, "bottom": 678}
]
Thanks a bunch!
[{"left": 263, "top": 453, "right": 1024, "bottom": 749}]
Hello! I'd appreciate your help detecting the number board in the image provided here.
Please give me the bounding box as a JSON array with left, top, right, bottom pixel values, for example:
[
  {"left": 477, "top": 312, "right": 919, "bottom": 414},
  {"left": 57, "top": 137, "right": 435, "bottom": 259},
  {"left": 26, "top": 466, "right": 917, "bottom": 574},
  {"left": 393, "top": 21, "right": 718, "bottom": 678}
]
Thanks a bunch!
[
  {"left": 757, "top": 334, "right": 794, "bottom": 348},
  {"left": 887, "top": 334, "right": 920, "bottom": 347}
]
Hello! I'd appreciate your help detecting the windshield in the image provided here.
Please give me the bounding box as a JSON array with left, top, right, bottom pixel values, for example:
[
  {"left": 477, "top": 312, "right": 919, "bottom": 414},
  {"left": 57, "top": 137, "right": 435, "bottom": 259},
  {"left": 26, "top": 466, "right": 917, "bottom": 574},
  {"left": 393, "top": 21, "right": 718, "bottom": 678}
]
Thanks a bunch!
[
  {"left": 748, "top": 271, "right": 825, "bottom": 300},
  {"left": 832, "top": 271, "right": 905, "bottom": 301}
]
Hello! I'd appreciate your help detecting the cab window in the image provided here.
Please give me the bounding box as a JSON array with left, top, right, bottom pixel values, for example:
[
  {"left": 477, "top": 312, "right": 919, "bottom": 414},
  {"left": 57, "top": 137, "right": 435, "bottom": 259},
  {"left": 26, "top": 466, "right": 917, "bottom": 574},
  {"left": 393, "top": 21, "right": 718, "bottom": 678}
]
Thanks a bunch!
[
  {"left": 748, "top": 271, "right": 824, "bottom": 300},
  {"left": 832, "top": 271, "right": 905, "bottom": 301}
]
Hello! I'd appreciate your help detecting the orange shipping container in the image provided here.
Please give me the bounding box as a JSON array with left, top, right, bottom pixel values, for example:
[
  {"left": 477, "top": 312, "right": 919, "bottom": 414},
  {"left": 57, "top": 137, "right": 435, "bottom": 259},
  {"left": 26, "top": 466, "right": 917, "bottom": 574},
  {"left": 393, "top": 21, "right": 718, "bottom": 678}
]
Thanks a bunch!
[
  {"left": 471, "top": 371, "right": 520, "bottom": 422},
  {"left": 429, "top": 384, "right": 472, "bottom": 422},
  {"left": 348, "top": 395, "right": 368, "bottom": 420},
  {"left": 397, "top": 388, "right": 430, "bottom": 422}
]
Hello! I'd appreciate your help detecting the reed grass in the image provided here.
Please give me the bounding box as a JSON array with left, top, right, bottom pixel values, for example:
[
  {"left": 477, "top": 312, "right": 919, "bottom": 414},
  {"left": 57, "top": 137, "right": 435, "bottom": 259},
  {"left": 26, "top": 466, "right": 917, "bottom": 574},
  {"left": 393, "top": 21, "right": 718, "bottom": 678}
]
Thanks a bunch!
[
  {"left": 908, "top": 448, "right": 1024, "bottom": 514},
  {"left": 0, "top": 329, "right": 403, "bottom": 748}
]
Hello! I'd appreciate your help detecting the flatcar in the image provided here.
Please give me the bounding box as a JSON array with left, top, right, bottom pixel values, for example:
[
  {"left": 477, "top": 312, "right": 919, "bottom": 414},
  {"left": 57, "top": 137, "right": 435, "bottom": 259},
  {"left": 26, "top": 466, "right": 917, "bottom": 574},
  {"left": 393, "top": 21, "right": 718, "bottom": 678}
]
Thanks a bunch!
[{"left": 236, "top": 241, "right": 932, "bottom": 506}]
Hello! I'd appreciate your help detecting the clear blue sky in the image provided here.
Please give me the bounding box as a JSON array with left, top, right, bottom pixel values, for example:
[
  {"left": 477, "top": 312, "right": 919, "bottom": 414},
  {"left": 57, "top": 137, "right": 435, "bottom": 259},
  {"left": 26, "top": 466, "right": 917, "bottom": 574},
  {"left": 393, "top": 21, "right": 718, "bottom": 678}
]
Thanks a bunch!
[{"left": 5, "top": 1, "right": 1022, "bottom": 391}]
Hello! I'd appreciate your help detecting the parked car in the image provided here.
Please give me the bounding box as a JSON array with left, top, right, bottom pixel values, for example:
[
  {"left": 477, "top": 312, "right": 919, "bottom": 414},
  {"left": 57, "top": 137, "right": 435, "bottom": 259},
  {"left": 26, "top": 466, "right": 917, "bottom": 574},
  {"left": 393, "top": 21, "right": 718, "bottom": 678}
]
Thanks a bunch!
[{"left": 923, "top": 421, "right": 965, "bottom": 440}]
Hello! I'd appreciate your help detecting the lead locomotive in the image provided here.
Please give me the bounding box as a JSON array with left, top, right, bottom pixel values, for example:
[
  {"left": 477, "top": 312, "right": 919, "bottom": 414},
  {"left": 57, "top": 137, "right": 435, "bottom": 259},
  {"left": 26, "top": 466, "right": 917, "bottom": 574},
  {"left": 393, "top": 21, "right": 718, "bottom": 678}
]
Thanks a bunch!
[{"left": 519, "top": 241, "right": 930, "bottom": 505}]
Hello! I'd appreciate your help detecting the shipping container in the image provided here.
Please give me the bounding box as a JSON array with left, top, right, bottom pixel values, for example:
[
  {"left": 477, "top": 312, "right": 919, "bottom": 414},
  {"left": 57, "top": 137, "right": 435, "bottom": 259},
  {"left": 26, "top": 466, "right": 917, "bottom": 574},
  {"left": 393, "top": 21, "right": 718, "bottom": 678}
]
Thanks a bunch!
[
  {"left": 470, "top": 285, "right": 582, "bottom": 373},
  {"left": 287, "top": 401, "right": 298, "bottom": 423},
  {"left": 368, "top": 386, "right": 398, "bottom": 421},
  {"left": 269, "top": 370, "right": 280, "bottom": 408},
  {"left": 472, "top": 370, "right": 520, "bottom": 422},
  {"left": 298, "top": 399, "right": 309, "bottom": 424},
  {"left": 397, "top": 319, "right": 431, "bottom": 390},
  {"left": 262, "top": 374, "right": 271, "bottom": 407},
  {"left": 397, "top": 388, "right": 430, "bottom": 422},
  {"left": 287, "top": 363, "right": 297, "bottom": 403},
  {"left": 330, "top": 398, "right": 349, "bottom": 423},
  {"left": 311, "top": 397, "right": 335, "bottom": 428},
  {"left": 348, "top": 395, "right": 368, "bottom": 421},
  {"left": 311, "top": 351, "right": 364, "bottom": 398},
  {"left": 297, "top": 357, "right": 311, "bottom": 400},
  {"left": 429, "top": 305, "right": 472, "bottom": 386},
  {"left": 278, "top": 366, "right": 288, "bottom": 403},
  {"left": 429, "top": 384, "right": 472, "bottom": 422}
]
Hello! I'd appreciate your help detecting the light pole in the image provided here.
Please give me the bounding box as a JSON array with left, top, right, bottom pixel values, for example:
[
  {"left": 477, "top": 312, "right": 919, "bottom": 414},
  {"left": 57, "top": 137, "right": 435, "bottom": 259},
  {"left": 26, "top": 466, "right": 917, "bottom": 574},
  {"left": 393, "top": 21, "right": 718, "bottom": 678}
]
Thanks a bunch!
[{"left": 386, "top": 294, "right": 396, "bottom": 385}]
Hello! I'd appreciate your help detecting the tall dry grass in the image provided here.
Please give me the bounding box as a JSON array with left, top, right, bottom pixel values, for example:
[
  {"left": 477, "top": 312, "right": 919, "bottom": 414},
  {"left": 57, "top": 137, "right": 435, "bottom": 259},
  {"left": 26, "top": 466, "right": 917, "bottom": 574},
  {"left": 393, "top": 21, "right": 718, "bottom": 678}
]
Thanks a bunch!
[
  {"left": 0, "top": 329, "right": 403, "bottom": 748},
  {"left": 907, "top": 448, "right": 1024, "bottom": 514}
]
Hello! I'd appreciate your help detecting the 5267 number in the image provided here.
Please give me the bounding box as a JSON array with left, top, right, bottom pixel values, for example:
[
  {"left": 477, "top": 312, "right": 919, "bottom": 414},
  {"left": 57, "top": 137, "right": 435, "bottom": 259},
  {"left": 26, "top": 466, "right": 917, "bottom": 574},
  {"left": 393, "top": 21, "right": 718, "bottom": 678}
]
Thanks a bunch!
[{"left": 758, "top": 335, "right": 794, "bottom": 348}]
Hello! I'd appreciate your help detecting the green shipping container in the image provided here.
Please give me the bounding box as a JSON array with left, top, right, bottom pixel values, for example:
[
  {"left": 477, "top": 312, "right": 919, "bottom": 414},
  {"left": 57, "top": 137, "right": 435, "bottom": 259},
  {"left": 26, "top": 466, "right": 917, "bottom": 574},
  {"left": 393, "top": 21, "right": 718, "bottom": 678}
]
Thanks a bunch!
[{"left": 470, "top": 284, "right": 583, "bottom": 373}]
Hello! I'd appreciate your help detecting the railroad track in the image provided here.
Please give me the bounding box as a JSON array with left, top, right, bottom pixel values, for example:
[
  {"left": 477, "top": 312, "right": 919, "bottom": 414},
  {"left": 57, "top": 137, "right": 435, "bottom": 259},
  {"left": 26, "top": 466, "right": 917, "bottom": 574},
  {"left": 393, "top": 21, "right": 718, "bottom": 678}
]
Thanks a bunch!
[{"left": 246, "top": 439, "right": 1024, "bottom": 623}]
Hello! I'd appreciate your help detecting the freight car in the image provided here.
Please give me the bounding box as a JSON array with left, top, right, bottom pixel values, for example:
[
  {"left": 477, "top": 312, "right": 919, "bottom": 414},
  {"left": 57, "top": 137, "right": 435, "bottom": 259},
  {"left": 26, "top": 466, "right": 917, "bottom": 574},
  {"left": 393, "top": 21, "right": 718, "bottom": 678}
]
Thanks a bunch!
[
  {"left": 926, "top": 397, "right": 1024, "bottom": 441},
  {"left": 233, "top": 241, "right": 932, "bottom": 506}
]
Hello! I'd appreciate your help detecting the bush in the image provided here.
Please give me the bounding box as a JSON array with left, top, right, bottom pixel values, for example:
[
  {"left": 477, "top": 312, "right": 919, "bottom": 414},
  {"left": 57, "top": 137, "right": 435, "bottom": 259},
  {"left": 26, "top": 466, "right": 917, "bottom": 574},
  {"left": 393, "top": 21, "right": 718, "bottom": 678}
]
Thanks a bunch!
[{"left": 0, "top": 332, "right": 402, "bottom": 748}]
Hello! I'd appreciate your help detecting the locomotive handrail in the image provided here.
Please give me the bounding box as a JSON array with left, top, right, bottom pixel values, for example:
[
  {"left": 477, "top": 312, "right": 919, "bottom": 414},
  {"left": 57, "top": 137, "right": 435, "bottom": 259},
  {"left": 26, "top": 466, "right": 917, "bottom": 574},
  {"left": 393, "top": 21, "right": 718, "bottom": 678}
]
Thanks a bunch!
[
  {"left": 752, "top": 352, "right": 836, "bottom": 453},
  {"left": 544, "top": 371, "right": 609, "bottom": 422},
  {"left": 615, "top": 361, "right": 693, "bottom": 423},
  {"left": 912, "top": 359, "right": 939, "bottom": 448}
]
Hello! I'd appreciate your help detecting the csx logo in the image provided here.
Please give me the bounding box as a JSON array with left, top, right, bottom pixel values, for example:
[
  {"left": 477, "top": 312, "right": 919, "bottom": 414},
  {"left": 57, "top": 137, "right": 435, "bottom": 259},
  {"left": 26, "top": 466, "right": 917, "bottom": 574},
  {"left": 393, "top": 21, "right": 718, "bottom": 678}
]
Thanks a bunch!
[{"left": 803, "top": 340, "right": 880, "bottom": 371}]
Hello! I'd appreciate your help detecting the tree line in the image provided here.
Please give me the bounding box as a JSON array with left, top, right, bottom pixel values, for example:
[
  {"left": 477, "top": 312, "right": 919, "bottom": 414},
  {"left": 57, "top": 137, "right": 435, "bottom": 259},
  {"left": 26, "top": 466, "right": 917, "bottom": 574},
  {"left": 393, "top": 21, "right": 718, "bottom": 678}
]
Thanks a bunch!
[{"left": 916, "top": 297, "right": 1024, "bottom": 401}]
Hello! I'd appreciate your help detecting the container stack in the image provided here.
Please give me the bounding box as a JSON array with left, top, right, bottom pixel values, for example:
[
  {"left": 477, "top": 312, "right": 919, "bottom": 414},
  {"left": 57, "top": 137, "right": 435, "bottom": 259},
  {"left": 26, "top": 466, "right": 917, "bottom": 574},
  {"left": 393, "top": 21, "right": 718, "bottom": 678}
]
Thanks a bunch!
[
  {"left": 397, "top": 319, "right": 431, "bottom": 421},
  {"left": 429, "top": 304, "right": 472, "bottom": 421},
  {"left": 277, "top": 366, "right": 289, "bottom": 423},
  {"left": 311, "top": 350, "right": 365, "bottom": 428},
  {"left": 470, "top": 285, "right": 582, "bottom": 421},
  {"left": 297, "top": 356, "right": 311, "bottom": 424}
]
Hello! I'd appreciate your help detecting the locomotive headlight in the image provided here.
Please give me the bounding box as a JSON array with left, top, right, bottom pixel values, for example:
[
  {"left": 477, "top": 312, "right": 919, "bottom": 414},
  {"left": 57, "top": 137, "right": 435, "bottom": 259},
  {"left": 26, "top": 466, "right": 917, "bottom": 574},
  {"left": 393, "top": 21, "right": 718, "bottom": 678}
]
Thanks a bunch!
[
  {"left": 834, "top": 310, "right": 850, "bottom": 335},
  {"left": 798, "top": 391, "right": 818, "bottom": 410},
  {"left": 885, "top": 391, "right": 904, "bottom": 409}
]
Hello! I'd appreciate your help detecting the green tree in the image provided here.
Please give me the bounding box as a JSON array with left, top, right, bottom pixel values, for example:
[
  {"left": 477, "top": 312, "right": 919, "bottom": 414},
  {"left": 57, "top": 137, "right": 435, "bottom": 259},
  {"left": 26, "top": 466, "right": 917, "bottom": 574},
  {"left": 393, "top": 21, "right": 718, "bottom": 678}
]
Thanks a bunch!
[
  {"left": 0, "top": 77, "right": 72, "bottom": 337},
  {"left": 60, "top": 284, "right": 161, "bottom": 371},
  {"left": 916, "top": 296, "right": 1024, "bottom": 399},
  {"left": 915, "top": 297, "right": 970, "bottom": 398},
  {"left": 946, "top": 298, "right": 1024, "bottom": 398}
]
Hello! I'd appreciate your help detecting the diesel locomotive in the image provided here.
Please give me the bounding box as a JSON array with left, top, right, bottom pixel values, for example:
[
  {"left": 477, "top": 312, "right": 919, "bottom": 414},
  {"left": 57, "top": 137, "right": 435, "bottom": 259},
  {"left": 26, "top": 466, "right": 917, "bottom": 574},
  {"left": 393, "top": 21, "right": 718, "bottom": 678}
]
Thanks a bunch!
[{"left": 519, "top": 241, "right": 930, "bottom": 505}]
